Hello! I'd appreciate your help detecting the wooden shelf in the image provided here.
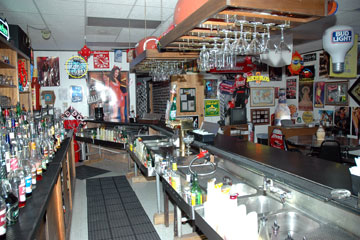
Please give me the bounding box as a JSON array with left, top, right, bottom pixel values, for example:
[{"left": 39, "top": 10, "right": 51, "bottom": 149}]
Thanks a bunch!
[
  {"left": 0, "top": 84, "right": 16, "bottom": 88},
  {"left": 20, "top": 91, "right": 30, "bottom": 94},
  {"left": 130, "top": 49, "right": 199, "bottom": 73},
  {"left": 158, "top": 0, "right": 328, "bottom": 51},
  {"left": 0, "top": 60, "right": 16, "bottom": 69}
]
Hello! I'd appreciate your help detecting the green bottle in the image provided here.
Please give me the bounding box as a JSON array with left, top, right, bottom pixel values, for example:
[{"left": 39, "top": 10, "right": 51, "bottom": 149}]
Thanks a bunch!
[
  {"left": 191, "top": 173, "right": 203, "bottom": 206},
  {"left": 169, "top": 97, "right": 177, "bottom": 121}
]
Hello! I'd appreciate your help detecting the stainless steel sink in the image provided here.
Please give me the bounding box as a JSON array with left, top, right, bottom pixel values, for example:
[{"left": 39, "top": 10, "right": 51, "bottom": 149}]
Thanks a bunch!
[
  {"left": 266, "top": 211, "right": 320, "bottom": 239},
  {"left": 238, "top": 195, "right": 283, "bottom": 215},
  {"left": 233, "top": 183, "right": 257, "bottom": 197}
]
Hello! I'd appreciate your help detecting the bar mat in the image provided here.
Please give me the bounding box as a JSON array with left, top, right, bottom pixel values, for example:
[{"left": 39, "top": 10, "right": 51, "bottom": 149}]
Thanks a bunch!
[
  {"left": 86, "top": 176, "right": 161, "bottom": 240},
  {"left": 76, "top": 165, "right": 110, "bottom": 180}
]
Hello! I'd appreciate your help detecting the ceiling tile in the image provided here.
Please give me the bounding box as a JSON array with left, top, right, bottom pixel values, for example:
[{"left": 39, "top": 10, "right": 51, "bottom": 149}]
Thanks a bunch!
[
  {"left": 115, "top": 28, "right": 147, "bottom": 42},
  {"left": 35, "top": 0, "right": 84, "bottom": 16},
  {"left": 3, "top": 12, "right": 43, "bottom": 26},
  {"left": 87, "top": 17, "right": 160, "bottom": 29},
  {"left": 135, "top": 0, "right": 177, "bottom": 9},
  {"left": 86, "top": 26, "right": 122, "bottom": 36},
  {"left": 129, "top": 5, "right": 173, "bottom": 21},
  {"left": 87, "top": 0, "right": 136, "bottom": 6},
  {"left": 43, "top": 14, "right": 85, "bottom": 26},
  {"left": 87, "top": 3, "right": 133, "bottom": 18},
  {"left": 86, "top": 34, "right": 117, "bottom": 42},
  {"left": 337, "top": 0, "right": 360, "bottom": 12},
  {"left": 0, "top": 0, "right": 37, "bottom": 13}
]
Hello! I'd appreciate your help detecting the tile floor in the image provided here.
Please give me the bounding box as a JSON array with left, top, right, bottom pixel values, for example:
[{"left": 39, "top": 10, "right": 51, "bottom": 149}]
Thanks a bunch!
[{"left": 70, "top": 153, "right": 194, "bottom": 240}]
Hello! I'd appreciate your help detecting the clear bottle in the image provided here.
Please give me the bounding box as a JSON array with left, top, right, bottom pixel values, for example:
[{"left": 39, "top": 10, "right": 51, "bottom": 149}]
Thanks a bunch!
[
  {"left": 30, "top": 136, "right": 42, "bottom": 181},
  {"left": 1, "top": 179, "right": 19, "bottom": 225},
  {"left": 0, "top": 195, "right": 6, "bottom": 239},
  {"left": 8, "top": 161, "right": 26, "bottom": 208},
  {"left": 22, "top": 159, "right": 32, "bottom": 198},
  {"left": 0, "top": 133, "right": 10, "bottom": 178},
  {"left": 39, "top": 133, "right": 48, "bottom": 172}
]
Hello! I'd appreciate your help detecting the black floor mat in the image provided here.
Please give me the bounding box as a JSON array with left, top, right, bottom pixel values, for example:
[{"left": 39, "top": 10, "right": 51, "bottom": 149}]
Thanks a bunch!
[
  {"left": 86, "top": 176, "right": 161, "bottom": 240},
  {"left": 76, "top": 165, "right": 110, "bottom": 180}
]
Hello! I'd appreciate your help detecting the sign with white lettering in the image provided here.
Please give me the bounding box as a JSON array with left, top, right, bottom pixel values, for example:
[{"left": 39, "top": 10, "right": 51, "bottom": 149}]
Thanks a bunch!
[
  {"left": 0, "top": 18, "right": 9, "bottom": 41},
  {"left": 332, "top": 30, "right": 352, "bottom": 43}
]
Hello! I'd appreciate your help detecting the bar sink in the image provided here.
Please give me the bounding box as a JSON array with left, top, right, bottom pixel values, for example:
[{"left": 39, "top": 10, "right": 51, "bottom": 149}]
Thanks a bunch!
[
  {"left": 238, "top": 195, "right": 283, "bottom": 215},
  {"left": 233, "top": 183, "right": 257, "bottom": 197},
  {"left": 266, "top": 211, "right": 320, "bottom": 239}
]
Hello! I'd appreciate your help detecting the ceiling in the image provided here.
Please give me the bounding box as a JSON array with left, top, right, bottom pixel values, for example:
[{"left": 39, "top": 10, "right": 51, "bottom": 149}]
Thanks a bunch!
[{"left": 0, "top": 0, "right": 360, "bottom": 52}]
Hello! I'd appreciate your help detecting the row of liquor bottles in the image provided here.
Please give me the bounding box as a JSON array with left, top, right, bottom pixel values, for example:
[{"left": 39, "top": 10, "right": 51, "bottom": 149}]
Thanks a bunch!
[{"left": 0, "top": 103, "right": 66, "bottom": 238}]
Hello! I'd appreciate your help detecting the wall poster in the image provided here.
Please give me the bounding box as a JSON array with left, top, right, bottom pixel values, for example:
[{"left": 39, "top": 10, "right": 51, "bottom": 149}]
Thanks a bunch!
[
  {"left": 334, "top": 107, "right": 351, "bottom": 135},
  {"left": 298, "top": 66, "right": 314, "bottom": 111},
  {"left": 268, "top": 66, "right": 282, "bottom": 81},
  {"left": 204, "top": 99, "right": 220, "bottom": 117},
  {"left": 180, "top": 88, "right": 196, "bottom": 112},
  {"left": 286, "top": 78, "right": 297, "bottom": 99},
  {"left": 37, "top": 56, "right": 60, "bottom": 86},
  {"left": 204, "top": 79, "right": 218, "bottom": 99},
  {"left": 352, "top": 107, "right": 360, "bottom": 137},
  {"left": 87, "top": 67, "right": 129, "bottom": 121},
  {"left": 314, "top": 81, "right": 325, "bottom": 108}
]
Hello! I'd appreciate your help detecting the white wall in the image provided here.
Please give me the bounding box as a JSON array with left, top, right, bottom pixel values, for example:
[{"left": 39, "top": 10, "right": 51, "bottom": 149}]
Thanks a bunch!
[{"left": 33, "top": 51, "right": 134, "bottom": 117}]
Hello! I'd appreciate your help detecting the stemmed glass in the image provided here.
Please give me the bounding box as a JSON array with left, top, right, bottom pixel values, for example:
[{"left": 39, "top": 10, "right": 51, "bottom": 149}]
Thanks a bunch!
[
  {"left": 247, "top": 22, "right": 262, "bottom": 55},
  {"left": 235, "top": 20, "right": 249, "bottom": 55},
  {"left": 263, "top": 23, "right": 275, "bottom": 54},
  {"left": 274, "top": 24, "right": 292, "bottom": 53},
  {"left": 198, "top": 43, "right": 210, "bottom": 72},
  {"left": 183, "top": 134, "right": 195, "bottom": 155},
  {"left": 209, "top": 37, "right": 220, "bottom": 69},
  {"left": 220, "top": 30, "right": 232, "bottom": 69}
]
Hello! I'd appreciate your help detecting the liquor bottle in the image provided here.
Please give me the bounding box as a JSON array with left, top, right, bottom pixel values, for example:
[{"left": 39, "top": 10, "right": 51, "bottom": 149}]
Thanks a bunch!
[
  {"left": 29, "top": 153, "right": 37, "bottom": 190},
  {"left": 30, "top": 137, "right": 42, "bottom": 181},
  {"left": 0, "top": 152, "right": 7, "bottom": 181},
  {"left": 170, "top": 163, "right": 181, "bottom": 192},
  {"left": 8, "top": 160, "right": 26, "bottom": 208},
  {"left": 169, "top": 97, "right": 177, "bottom": 121},
  {"left": 0, "top": 195, "right": 6, "bottom": 239},
  {"left": 0, "top": 133, "right": 10, "bottom": 178},
  {"left": 1, "top": 179, "right": 19, "bottom": 225},
  {"left": 22, "top": 159, "right": 32, "bottom": 198},
  {"left": 191, "top": 173, "right": 203, "bottom": 206},
  {"left": 39, "top": 133, "right": 48, "bottom": 171}
]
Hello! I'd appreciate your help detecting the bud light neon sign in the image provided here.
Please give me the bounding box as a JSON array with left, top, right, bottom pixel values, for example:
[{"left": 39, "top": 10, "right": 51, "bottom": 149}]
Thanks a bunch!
[{"left": 332, "top": 30, "right": 352, "bottom": 43}]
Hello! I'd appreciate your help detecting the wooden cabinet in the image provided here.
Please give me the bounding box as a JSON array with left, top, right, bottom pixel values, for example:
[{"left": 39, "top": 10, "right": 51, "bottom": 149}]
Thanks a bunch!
[{"left": 0, "top": 36, "right": 31, "bottom": 111}]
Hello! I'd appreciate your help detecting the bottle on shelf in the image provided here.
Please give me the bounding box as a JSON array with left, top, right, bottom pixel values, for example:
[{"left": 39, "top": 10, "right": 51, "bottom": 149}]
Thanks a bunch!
[
  {"left": 170, "top": 162, "right": 181, "bottom": 192},
  {"left": 1, "top": 179, "right": 19, "bottom": 225},
  {"left": 0, "top": 195, "right": 6, "bottom": 239},
  {"left": 191, "top": 173, "right": 203, "bottom": 206},
  {"left": 169, "top": 97, "right": 177, "bottom": 121},
  {"left": 22, "top": 159, "right": 32, "bottom": 199}
]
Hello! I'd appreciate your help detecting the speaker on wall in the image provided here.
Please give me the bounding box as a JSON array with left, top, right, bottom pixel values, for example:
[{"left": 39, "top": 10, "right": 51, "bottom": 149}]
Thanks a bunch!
[{"left": 9, "top": 24, "right": 31, "bottom": 58}]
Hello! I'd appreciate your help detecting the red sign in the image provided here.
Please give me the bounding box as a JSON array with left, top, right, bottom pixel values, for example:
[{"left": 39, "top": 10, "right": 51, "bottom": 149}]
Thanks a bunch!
[
  {"left": 93, "top": 51, "right": 110, "bottom": 69},
  {"left": 269, "top": 128, "right": 285, "bottom": 150}
]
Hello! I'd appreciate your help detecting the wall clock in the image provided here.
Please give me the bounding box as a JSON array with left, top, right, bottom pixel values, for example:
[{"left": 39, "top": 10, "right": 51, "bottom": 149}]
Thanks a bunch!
[
  {"left": 65, "top": 55, "right": 88, "bottom": 79},
  {"left": 93, "top": 51, "right": 110, "bottom": 69}
]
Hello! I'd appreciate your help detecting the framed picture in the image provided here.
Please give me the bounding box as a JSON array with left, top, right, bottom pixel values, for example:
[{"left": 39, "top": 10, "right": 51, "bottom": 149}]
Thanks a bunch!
[
  {"left": 204, "top": 99, "right": 220, "bottom": 117},
  {"left": 348, "top": 77, "right": 360, "bottom": 106},
  {"left": 324, "top": 81, "right": 349, "bottom": 106},
  {"left": 250, "top": 87, "right": 275, "bottom": 107},
  {"left": 180, "top": 88, "right": 196, "bottom": 112},
  {"left": 251, "top": 108, "right": 270, "bottom": 125}
]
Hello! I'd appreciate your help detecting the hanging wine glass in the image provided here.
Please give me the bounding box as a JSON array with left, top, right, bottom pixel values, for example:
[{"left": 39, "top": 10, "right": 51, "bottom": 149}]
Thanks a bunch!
[
  {"left": 235, "top": 20, "right": 249, "bottom": 55},
  {"left": 221, "top": 30, "right": 233, "bottom": 69},
  {"left": 247, "top": 22, "right": 262, "bottom": 55},
  {"left": 274, "top": 24, "right": 292, "bottom": 54},
  {"left": 198, "top": 43, "right": 210, "bottom": 72},
  {"left": 263, "top": 23, "right": 275, "bottom": 54},
  {"left": 209, "top": 37, "right": 220, "bottom": 69}
]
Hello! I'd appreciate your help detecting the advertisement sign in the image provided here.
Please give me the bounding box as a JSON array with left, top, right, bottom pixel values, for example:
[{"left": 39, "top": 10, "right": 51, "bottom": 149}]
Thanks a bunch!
[
  {"left": 93, "top": 51, "right": 110, "bottom": 69},
  {"left": 204, "top": 99, "right": 220, "bottom": 117}
]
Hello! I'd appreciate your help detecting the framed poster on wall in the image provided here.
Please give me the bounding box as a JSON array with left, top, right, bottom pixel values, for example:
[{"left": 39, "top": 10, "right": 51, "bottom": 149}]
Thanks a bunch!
[
  {"left": 250, "top": 87, "right": 275, "bottom": 107},
  {"left": 87, "top": 68, "right": 129, "bottom": 121},
  {"left": 251, "top": 108, "right": 270, "bottom": 125},
  {"left": 180, "top": 88, "right": 196, "bottom": 112},
  {"left": 324, "top": 81, "right": 348, "bottom": 106}
]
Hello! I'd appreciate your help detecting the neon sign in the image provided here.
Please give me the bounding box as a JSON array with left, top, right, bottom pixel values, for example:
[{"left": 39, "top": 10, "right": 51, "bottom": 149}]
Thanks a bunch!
[{"left": 0, "top": 18, "right": 9, "bottom": 41}]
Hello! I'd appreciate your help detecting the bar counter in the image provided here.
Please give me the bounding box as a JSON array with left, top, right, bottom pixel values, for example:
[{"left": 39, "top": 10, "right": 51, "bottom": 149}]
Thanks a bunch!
[
  {"left": 84, "top": 119, "right": 360, "bottom": 237},
  {"left": 6, "top": 131, "right": 76, "bottom": 240}
]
